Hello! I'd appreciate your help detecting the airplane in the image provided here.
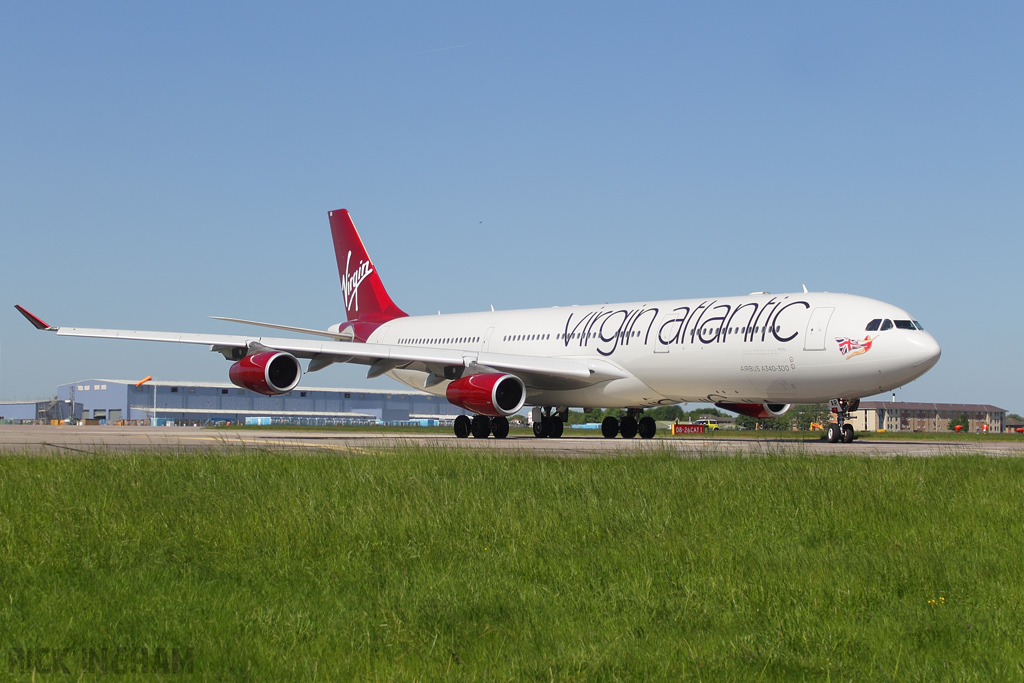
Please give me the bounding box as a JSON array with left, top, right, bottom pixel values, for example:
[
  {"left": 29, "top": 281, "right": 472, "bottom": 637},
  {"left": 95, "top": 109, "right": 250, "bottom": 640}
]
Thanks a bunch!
[{"left": 15, "top": 208, "right": 941, "bottom": 443}]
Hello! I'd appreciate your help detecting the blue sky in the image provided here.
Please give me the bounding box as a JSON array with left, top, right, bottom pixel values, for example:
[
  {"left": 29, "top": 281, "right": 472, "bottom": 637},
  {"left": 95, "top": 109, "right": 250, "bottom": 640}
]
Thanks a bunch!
[{"left": 2, "top": 2, "right": 1021, "bottom": 414}]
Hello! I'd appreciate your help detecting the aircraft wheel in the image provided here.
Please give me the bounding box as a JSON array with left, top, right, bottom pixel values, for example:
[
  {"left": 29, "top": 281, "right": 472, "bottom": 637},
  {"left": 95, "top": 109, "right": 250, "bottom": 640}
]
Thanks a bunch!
[
  {"left": 638, "top": 416, "right": 657, "bottom": 439},
  {"left": 454, "top": 415, "right": 471, "bottom": 439},
  {"left": 620, "top": 416, "right": 638, "bottom": 439},
  {"left": 549, "top": 417, "right": 564, "bottom": 439},
  {"left": 601, "top": 416, "right": 619, "bottom": 439},
  {"left": 826, "top": 424, "right": 840, "bottom": 443},
  {"left": 491, "top": 416, "right": 509, "bottom": 439},
  {"left": 533, "top": 418, "right": 552, "bottom": 438},
  {"left": 471, "top": 414, "right": 491, "bottom": 438},
  {"left": 842, "top": 424, "right": 855, "bottom": 443}
]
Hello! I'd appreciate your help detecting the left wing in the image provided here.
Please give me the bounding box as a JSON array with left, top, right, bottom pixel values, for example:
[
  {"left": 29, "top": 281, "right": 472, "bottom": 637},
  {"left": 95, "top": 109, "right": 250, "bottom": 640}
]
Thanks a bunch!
[{"left": 15, "top": 306, "right": 628, "bottom": 390}]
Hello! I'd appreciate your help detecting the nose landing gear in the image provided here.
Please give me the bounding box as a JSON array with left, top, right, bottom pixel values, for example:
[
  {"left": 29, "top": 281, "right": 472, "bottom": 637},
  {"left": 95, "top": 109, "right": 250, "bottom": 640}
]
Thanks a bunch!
[{"left": 826, "top": 398, "right": 859, "bottom": 444}]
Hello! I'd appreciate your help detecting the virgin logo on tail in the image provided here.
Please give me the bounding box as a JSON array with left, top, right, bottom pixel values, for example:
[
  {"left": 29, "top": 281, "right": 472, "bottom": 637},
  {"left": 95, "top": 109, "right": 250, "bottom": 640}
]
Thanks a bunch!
[{"left": 342, "top": 251, "right": 374, "bottom": 315}]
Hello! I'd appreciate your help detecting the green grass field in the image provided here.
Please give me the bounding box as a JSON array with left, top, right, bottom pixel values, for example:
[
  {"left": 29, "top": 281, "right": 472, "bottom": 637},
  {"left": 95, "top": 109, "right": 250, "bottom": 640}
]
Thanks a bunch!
[{"left": 2, "top": 446, "right": 1023, "bottom": 680}]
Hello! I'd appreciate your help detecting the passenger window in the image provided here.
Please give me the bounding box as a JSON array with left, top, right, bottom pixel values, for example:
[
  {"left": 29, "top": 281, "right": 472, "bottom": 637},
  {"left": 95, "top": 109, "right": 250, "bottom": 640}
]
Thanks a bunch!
[
  {"left": 865, "top": 319, "right": 881, "bottom": 331},
  {"left": 881, "top": 319, "right": 894, "bottom": 331}
]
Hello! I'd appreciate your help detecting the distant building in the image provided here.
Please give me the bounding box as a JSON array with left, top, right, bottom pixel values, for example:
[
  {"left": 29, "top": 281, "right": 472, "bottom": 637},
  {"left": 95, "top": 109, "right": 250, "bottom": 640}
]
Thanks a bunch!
[
  {"left": 0, "top": 398, "right": 80, "bottom": 424},
  {"left": 849, "top": 401, "right": 1006, "bottom": 434},
  {"left": 55, "top": 379, "right": 463, "bottom": 426},
  {"left": 1006, "top": 416, "right": 1024, "bottom": 434}
]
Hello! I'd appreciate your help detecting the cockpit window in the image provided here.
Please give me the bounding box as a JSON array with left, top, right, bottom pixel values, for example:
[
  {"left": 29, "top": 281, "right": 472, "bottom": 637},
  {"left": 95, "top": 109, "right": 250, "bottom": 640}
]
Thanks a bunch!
[
  {"left": 865, "top": 319, "right": 881, "bottom": 331},
  {"left": 913, "top": 320, "right": 924, "bottom": 330},
  {"left": 894, "top": 320, "right": 916, "bottom": 330},
  {"left": 880, "top": 319, "right": 894, "bottom": 331}
]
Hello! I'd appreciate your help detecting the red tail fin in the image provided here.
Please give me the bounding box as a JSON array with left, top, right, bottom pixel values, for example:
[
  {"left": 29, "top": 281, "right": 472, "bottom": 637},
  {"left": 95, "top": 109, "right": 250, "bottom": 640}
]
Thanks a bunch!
[{"left": 329, "top": 209, "right": 407, "bottom": 323}]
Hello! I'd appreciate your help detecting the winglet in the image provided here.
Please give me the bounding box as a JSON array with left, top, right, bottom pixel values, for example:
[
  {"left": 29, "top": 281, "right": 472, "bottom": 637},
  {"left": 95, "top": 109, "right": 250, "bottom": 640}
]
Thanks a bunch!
[{"left": 14, "top": 305, "right": 55, "bottom": 330}]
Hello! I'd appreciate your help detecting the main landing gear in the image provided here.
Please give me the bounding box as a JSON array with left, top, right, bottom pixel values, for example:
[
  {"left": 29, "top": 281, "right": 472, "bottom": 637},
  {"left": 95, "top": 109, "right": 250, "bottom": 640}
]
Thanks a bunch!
[
  {"left": 826, "top": 398, "right": 860, "bottom": 444},
  {"left": 453, "top": 414, "right": 509, "bottom": 439},
  {"left": 601, "top": 409, "right": 657, "bottom": 439},
  {"left": 451, "top": 407, "right": 569, "bottom": 439},
  {"left": 532, "top": 407, "right": 566, "bottom": 439},
  {"left": 450, "top": 407, "right": 660, "bottom": 440}
]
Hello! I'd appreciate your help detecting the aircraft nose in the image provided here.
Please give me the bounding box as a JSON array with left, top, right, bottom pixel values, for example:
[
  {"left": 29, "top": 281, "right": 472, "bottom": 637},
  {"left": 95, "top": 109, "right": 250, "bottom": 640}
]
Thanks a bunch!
[{"left": 906, "top": 333, "right": 941, "bottom": 370}]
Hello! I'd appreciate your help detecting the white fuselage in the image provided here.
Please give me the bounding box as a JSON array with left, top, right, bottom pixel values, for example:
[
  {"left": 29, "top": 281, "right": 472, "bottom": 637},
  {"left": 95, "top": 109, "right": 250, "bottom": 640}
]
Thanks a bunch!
[{"left": 368, "top": 291, "right": 941, "bottom": 409}]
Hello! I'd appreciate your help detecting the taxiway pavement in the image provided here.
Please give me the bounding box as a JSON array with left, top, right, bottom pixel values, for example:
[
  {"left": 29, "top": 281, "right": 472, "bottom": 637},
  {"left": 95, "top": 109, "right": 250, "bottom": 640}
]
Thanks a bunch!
[{"left": 1, "top": 425, "right": 1021, "bottom": 457}]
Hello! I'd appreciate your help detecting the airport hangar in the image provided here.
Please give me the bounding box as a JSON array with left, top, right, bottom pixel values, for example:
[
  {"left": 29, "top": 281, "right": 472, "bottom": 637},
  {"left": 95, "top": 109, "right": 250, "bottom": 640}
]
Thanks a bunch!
[
  {"left": 0, "top": 379, "right": 1012, "bottom": 433},
  {"left": 38, "top": 379, "right": 464, "bottom": 426}
]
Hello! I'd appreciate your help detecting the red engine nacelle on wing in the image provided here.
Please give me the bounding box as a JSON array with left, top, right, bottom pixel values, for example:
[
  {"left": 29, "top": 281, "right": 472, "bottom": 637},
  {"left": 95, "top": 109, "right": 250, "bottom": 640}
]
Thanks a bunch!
[
  {"left": 445, "top": 373, "right": 526, "bottom": 417},
  {"left": 229, "top": 351, "right": 302, "bottom": 396},
  {"left": 715, "top": 402, "right": 792, "bottom": 419}
]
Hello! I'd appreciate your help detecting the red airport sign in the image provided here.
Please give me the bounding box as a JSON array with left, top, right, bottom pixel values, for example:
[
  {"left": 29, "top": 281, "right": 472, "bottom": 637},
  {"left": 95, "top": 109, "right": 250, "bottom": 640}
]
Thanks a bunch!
[{"left": 672, "top": 424, "right": 706, "bottom": 435}]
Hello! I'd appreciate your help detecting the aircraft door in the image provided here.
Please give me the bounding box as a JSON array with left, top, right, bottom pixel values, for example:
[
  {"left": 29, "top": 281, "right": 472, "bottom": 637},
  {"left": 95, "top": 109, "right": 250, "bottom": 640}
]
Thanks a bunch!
[
  {"left": 803, "top": 307, "right": 834, "bottom": 351},
  {"left": 481, "top": 326, "right": 495, "bottom": 352}
]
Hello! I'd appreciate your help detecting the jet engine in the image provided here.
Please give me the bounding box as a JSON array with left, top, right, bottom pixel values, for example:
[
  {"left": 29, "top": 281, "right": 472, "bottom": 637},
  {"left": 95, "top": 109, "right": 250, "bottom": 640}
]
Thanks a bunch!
[
  {"left": 715, "top": 402, "right": 791, "bottom": 419},
  {"left": 229, "top": 351, "right": 302, "bottom": 396},
  {"left": 445, "top": 373, "right": 526, "bottom": 417}
]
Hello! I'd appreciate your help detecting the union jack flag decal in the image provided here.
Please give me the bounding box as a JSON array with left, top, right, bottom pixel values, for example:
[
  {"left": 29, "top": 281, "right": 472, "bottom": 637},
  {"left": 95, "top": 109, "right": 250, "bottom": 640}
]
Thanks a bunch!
[{"left": 835, "top": 336, "right": 875, "bottom": 359}]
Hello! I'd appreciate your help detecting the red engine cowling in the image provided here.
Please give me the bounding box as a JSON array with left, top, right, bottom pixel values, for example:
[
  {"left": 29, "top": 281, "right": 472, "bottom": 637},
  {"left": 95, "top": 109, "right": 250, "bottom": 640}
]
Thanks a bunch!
[
  {"left": 445, "top": 373, "right": 526, "bottom": 417},
  {"left": 229, "top": 351, "right": 302, "bottom": 395},
  {"left": 715, "top": 402, "right": 791, "bottom": 419}
]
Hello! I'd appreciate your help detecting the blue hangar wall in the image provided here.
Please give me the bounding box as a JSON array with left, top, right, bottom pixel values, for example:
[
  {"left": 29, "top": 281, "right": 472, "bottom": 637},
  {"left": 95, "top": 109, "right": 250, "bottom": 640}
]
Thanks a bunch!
[{"left": 57, "top": 379, "right": 463, "bottom": 425}]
